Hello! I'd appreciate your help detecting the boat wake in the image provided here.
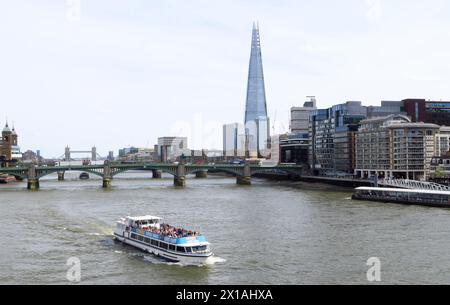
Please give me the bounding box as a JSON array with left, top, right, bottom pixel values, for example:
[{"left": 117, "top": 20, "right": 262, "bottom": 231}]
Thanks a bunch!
[
  {"left": 204, "top": 256, "right": 226, "bottom": 266},
  {"left": 87, "top": 231, "right": 113, "bottom": 236}
]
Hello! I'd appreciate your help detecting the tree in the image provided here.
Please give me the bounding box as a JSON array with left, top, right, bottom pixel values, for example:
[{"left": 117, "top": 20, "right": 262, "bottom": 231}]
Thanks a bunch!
[{"left": 434, "top": 166, "right": 445, "bottom": 179}]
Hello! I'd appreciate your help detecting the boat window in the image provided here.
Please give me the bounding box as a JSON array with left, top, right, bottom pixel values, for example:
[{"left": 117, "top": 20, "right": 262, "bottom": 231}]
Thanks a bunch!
[
  {"left": 151, "top": 239, "right": 158, "bottom": 247},
  {"left": 192, "top": 246, "right": 207, "bottom": 252},
  {"left": 169, "top": 244, "right": 176, "bottom": 251},
  {"left": 138, "top": 235, "right": 144, "bottom": 241},
  {"left": 186, "top": 247, "right": 192, "bottom": 253},
  {"left": 177, "top": 246, "right": 186, "bottom": 253},
  {"left": 131, "top": 233, "right": 137, "bottom": 240},
  {"left": 161, "top": 242, "right": 168, "bottom": 250},
  {"left": 144, "top": 237, "right": 150, "bottom": 244}
]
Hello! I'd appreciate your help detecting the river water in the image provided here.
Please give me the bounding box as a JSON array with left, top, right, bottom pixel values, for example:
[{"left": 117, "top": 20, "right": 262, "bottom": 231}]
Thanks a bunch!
[{"left": 1, "top": 172, "right": 450, "bottom": 285}]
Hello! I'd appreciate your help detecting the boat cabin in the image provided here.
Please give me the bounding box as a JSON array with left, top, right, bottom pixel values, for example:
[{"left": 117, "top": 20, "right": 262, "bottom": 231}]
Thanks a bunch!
[{"left": 125, "top": 215, "right": 162, "bottom": 230}]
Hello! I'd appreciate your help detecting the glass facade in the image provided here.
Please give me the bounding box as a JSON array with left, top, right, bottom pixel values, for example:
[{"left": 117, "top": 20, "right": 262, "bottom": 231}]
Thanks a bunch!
[
  {"left": 244, "top": 24, "right": 270, "bottom": 158},
  {"left": 309, "top": 102, "right": 367, "bottom": 174},
  {"left": 244, "top": 24, "right": 268, "bottom": 124}
]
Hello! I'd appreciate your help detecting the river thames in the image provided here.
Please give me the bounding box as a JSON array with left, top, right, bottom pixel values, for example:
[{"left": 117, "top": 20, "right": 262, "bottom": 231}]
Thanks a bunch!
[{"left": 1, "top": 172, "right": 450, "bottom": 285}]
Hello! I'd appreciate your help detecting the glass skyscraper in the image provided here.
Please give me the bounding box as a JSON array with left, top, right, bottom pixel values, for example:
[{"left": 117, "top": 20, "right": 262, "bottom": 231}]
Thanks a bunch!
[{"left": 244, "top": 23, "right": 270, "bottom": 158}]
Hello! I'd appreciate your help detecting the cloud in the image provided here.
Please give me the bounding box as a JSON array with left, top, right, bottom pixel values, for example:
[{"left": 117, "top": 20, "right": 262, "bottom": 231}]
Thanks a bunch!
[
  {"left": 366, "top": 0, "right": 383, "bottom": 23},
  {"left": 2, "top": 0, "right": 450, "bottom": 156}
]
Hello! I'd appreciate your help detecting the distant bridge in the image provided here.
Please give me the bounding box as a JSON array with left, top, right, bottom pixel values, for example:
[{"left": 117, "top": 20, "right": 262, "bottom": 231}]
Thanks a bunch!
[
  {"left": 0, "top": 162, "right": 303, "bottom": 190},
  {"left": 58, "top": 146, "right": 103, "bottom": 161}
]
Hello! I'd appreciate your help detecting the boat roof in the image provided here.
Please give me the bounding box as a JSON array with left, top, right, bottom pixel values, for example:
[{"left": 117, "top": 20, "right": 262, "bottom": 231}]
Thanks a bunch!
[
  {"left": 355, "top": 187, "right": 450, "bottom": 196},
  {"left": 126, "top": 215, "right": 162, "bottom": 221},
  {"left": 177, "top": 241, "right": 210, "bottom": 247}
]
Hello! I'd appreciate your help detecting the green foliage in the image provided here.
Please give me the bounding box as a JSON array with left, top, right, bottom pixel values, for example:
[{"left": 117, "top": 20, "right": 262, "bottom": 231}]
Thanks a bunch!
[{"left": 434, "top": 166, "right": 445, "bottom": 179}]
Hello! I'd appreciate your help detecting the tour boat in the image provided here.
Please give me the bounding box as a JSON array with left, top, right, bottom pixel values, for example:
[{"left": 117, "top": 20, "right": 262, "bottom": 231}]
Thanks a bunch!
[{"left": 114, "top": 215, "right": 213, "bottom": 264}]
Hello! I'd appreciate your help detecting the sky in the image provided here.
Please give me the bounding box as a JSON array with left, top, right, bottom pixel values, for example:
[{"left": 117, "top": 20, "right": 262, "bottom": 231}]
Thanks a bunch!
[{"left": 1, "top": 0, "right": 450, "bottom": 158}]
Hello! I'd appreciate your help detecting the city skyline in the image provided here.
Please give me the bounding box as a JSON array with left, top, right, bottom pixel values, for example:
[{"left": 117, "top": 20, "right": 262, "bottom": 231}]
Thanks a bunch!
[{"left": 2, "top": 1, "right": 450, "bottom": 157}]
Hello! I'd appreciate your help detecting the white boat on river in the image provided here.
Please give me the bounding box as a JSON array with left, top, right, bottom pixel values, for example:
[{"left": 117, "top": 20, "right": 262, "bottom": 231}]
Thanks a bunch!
[{"left": 114, "top": 215, "right": 213, "bottom": 265}]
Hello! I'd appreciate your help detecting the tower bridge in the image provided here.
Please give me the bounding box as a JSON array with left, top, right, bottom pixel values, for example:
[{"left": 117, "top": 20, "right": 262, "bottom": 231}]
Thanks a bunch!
[
  {"left": 59, "top": 146, "right": 103, "bottom": 161},
  {"left": 0, "top": 162, "right": 303, "bottom": 190}
]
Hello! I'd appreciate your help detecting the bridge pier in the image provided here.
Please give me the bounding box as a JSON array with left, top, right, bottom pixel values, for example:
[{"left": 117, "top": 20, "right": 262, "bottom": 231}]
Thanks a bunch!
[
  {"left": 27, "top": 179, "right": 40, "bottom": 190},
  {"left": 102, "top": 178, "right": 112, "bottom": 188},
  {"left": 195, "top": 170, "right": 208, "bottom": 179},
  {"left": 103, "top": 164, "right": 112, "bottom": 188},
  {"left": 57, "top": 171, "right": 65, "bottom": 181},
  {"left": 27, "top": 165, "right": 40, "bottom": 190},
  {"left": 152, "top": 170, "right": 162, "bottom": 179},
  {"left": 174, "top": 164, "right": 186, "bottom": 187},
  {"left": 236, "top": 176, "right": 251, "bottom": 185},
  {"left": 237, "top": 163, "right": 251, "bottom": 185},
  {"left": 174, "top": 176, "right": 186, "bottom": 187}
]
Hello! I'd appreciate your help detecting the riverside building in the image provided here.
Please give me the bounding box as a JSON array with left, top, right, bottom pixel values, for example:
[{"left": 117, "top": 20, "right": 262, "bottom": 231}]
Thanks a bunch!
[
  {"left": 403, "top": 99, "right": 450, "bottom": 126},
  {"left": 355, "top": 115, "right": 441, "bottom": 180},
  {"left": 0, "top": 122, "right": 21, "bottom": 167},
  {"left": 309, "top": 101, "right": 367, "bottom": 175}
]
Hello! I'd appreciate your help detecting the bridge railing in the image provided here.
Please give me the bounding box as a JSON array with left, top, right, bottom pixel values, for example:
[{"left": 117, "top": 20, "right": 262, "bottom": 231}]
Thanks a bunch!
[{"left": 379, "top": 179, "right": 450, "bottom": 191}]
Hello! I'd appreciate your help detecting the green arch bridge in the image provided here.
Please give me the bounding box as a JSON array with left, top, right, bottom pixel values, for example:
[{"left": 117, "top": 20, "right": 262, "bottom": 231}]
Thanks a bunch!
[{"left": 0, "top": 163, "right": 303, "bottom": 190}]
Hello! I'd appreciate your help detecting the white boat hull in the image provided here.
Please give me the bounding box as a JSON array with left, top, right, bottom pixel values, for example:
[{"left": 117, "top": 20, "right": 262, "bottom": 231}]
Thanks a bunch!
[{"left": 114, "top": 233, "right": 212, "bottom": 265}]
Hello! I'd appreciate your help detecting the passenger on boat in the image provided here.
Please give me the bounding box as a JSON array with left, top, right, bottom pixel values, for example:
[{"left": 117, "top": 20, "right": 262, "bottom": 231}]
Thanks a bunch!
[{"left": 144, "top": 223, "right": 199, "bottom": 239}]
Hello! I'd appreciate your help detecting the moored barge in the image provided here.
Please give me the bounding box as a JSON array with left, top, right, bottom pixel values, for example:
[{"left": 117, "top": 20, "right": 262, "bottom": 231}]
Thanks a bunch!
[{"left": 352, "top": 187, "right": 450, "bottom": 208}]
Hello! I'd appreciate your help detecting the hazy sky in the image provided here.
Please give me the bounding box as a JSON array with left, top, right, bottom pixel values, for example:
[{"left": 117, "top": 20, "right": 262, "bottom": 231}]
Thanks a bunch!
[{"left": 1, "top": 0, "right": 450, "bottom": 157}]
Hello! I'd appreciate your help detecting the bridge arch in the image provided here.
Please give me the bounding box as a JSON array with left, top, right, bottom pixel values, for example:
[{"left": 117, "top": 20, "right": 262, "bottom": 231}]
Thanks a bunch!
[
  {"left": 250, "top": 168, "right": 302, "bottom": 177},
  {"left": 36, "top": 168, "right": 104, "bottom": 179},
  {"left": 110, "top": 167, "right": 178, "bottom": 178},
  {"left": 9, "top": 173, "right": 28, "bottom": 180},
  {"left": 185, "top": 167, "right": 243, "bottom": 177}
]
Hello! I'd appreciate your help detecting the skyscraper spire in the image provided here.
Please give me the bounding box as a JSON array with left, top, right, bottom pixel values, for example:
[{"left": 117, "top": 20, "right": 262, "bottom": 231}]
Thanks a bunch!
[
  {"left": 244, "top": 22, "right": 268, "bottom": 124},
  {"left": 243, "top": 23, "right": 270, "bottom": 158}
]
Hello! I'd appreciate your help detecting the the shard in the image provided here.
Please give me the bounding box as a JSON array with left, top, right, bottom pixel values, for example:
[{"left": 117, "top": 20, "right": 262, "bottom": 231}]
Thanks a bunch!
[
  {"left": 244, "top": 23, "right": 270, "bottom": 158},
  {"left": 245, "top": 23, "right": 268, "bottom": 124}
]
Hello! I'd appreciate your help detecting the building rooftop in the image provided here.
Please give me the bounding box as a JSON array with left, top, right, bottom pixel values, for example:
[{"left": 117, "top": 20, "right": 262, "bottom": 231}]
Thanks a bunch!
[
  {"left": 360, "top": 114, "right": 411, "bottom": 124},
  {"left": 388, "top": 122, "right": 441, "bottom": 129},
  {"left": 2, "top": 123, "right": 11, "bottom": 133}
]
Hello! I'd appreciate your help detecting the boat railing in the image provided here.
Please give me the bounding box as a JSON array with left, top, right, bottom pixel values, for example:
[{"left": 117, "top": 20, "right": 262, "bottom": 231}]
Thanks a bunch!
[{"left": 131, "top": 228, "right": 207, "bottom": 244}]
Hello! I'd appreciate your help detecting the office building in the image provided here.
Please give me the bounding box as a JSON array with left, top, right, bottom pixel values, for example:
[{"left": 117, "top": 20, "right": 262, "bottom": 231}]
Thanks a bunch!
[
  {"left": 280, "top": 133, "right": 309, "bottom": 165},
  {"left": 157, "top": 137, "right": 189, "bottom": 162},
  {"left": 223, "top": 123, "right": 246, "bottom": 159},
  {"left": 309, "top": 101, "right": 367, "bottom": 175},
  {"left": 290, "top": 97, "right": 317, "bottom": 134},
  {"left": 367, "top": 101, "right": 406, "bottom": 118},
  {"left": 403, "top": 99, "right": 450, "bottom": 126}
]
